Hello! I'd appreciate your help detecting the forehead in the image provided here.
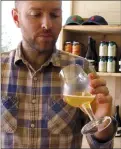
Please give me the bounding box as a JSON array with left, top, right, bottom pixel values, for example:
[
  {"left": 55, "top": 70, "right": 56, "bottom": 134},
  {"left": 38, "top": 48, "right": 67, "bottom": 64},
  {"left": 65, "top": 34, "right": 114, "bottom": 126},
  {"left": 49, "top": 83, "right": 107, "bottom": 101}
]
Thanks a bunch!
[{"left": 18, "top": 1, "right": 62, "bottom": 11}]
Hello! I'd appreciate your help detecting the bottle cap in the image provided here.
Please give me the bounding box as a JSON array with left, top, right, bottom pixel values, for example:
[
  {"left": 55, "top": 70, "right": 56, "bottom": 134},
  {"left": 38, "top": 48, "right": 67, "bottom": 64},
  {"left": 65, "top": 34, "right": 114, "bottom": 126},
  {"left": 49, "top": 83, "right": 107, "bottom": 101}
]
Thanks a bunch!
[
  {"left": 119, "top": 60, "right": 121, "bottom": 65},
  {"left": 87, "top": 59, "right": 95, "bottom": 62}
]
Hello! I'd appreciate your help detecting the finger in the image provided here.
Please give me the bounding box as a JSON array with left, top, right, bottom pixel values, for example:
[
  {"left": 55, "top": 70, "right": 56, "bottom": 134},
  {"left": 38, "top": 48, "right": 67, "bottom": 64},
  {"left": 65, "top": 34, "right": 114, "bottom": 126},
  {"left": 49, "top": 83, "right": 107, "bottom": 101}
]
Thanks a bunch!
[
  {"left": 95, "top": 94, "right": 112, "bottom": 104},
  {"left": 90, "top": 86, "right": 109, "bottom": 95},
  {"left": 88, "top": 72, "right": 100, "bottom": 80},
  {"left": 90, "top": 78, "right": 106, "bottom": 88}
]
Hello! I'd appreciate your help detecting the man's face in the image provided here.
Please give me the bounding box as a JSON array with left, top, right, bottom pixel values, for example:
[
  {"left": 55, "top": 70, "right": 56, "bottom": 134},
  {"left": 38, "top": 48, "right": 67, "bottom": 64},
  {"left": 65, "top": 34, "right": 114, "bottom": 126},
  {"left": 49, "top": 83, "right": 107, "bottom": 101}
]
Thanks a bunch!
[{"left": 13, "top": 1, "right": 62, "bottom": 52}]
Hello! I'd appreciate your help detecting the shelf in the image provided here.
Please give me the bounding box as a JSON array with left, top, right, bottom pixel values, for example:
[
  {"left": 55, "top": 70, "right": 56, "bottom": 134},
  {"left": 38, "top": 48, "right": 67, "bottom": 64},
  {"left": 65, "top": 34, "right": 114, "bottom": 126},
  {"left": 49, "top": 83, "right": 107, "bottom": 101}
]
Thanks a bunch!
[
  {"left": 62, "top": 25, "right": 121, "bottom": 34},
  {"left": 97, "top": 72, "right": 121, "bottom": 77},
  {"left": 61, "top": 25, "right": 121, "bottom": 110}
]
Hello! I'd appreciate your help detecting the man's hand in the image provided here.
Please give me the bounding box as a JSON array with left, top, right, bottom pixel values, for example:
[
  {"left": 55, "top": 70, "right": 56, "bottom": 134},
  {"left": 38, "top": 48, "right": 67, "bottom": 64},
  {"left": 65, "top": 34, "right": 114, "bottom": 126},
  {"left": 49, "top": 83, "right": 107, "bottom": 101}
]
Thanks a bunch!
[
  {"left": 88, "top": 72, "right": 114, "bottom": 141},
  {"left": 89, "top": 73, "right": 112, "bottom": 118}
]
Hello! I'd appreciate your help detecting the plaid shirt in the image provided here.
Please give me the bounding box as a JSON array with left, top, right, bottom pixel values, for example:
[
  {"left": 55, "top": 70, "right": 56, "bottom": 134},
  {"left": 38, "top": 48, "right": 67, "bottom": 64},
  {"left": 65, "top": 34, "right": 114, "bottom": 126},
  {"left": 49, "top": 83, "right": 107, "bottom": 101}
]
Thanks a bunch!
[{"left": 1, "top": 42, "right": 114, "bottom": 149}]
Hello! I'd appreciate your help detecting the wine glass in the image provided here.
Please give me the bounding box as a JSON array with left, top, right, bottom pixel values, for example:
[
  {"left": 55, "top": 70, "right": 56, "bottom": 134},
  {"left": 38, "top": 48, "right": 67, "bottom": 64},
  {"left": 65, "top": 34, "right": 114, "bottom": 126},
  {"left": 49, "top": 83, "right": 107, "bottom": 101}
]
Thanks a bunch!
[{"left": 60, "top": 64, "right": 112, "bottom": 135}]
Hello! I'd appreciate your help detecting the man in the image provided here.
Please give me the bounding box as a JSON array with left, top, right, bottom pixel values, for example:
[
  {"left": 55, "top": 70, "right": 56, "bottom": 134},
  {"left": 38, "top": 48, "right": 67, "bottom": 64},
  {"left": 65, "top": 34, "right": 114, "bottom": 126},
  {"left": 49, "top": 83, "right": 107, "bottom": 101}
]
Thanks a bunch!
[{"left": 1, "top": 1, "right": 117, "bottom": 149}]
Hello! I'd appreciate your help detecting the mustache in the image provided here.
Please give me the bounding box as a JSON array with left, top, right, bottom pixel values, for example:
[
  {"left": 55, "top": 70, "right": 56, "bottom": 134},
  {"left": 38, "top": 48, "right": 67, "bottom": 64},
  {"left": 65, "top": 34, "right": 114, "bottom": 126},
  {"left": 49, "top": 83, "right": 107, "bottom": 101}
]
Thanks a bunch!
[
  {"left": 36, "top": 29, "right": 53, "bottom": 37},
  {"left": 42, "top": 28, "right": 52, "bottom": 34}
]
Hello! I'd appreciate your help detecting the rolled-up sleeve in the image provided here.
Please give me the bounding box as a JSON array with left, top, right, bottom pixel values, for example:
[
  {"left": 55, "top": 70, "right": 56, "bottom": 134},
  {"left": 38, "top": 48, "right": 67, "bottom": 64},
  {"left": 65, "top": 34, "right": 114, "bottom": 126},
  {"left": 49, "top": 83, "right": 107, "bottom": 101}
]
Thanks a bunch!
[{"left": 86, "top": 117, "right": 117, "bottom": 149}]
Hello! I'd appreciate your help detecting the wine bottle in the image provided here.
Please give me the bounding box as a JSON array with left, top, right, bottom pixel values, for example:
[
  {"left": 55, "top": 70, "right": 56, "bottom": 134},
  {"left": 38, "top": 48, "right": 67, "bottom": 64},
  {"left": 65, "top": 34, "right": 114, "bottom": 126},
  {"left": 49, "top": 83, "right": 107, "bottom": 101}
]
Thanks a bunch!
[
  {"left": 85, "top": 36, "right": 98, "bottom": 71},
  {"left": 114, "top": 105, "right": 121, "bottom": 137}
]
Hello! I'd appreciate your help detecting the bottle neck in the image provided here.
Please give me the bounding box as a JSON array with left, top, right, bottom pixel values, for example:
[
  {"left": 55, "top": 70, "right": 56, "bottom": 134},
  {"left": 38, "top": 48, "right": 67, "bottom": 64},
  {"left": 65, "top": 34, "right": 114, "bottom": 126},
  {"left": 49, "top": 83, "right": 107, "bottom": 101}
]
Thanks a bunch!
[{"left": 116, "top": 106, "right": 119, "bottom": 114}]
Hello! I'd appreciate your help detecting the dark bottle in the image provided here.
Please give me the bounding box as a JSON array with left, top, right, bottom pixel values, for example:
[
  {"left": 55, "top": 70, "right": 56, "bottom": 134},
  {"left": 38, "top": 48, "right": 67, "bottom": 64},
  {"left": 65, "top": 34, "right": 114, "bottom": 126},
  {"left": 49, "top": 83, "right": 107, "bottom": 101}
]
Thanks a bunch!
[
  {"left": 114, "top": 105, "right": 121, "bottom": 137},
  {"left": 85, "top": 36, "right": 98, "bottom": 71}
]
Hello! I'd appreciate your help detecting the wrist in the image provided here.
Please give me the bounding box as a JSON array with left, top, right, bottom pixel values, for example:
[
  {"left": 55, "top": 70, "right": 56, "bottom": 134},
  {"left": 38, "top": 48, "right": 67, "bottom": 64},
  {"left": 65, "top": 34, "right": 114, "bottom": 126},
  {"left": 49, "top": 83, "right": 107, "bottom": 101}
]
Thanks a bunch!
[{"left": 92, "top": 116, "right": 118, "bottom": 143}]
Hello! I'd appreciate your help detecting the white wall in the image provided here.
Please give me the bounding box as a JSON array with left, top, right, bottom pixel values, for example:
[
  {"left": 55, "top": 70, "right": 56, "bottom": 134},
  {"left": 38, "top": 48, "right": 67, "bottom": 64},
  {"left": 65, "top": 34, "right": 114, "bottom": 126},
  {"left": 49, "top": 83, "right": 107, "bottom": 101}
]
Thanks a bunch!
[
  {"left": 1, "top": 1, "right": 71, "bottom": 51},
  {"left": 1, "top": 1, "right": 22, "bottom": 51},
  {"left": 72, "top": 1, "right": 121, "bottom": 25}
]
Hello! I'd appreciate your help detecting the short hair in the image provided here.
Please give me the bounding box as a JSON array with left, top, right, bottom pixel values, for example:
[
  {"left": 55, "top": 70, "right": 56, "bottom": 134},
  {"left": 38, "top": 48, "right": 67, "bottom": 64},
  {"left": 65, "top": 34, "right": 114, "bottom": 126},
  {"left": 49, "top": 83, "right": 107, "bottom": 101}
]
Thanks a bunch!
[{"left": 14, "top": 1, "right": 20, "bottom": 8}]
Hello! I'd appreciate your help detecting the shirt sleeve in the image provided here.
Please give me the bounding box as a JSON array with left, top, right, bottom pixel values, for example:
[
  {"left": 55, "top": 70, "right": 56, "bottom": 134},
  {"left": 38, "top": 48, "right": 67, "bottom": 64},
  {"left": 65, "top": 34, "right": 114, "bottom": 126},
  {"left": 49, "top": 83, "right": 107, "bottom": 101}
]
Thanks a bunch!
[{"left": 86, "top": 117, "right": 118, "bottom": 149}]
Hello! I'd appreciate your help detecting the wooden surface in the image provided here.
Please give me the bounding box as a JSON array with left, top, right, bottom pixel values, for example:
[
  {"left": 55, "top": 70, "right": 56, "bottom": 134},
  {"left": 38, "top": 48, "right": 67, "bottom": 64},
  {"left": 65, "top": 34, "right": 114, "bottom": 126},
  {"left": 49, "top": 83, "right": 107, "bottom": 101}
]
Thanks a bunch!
[
  {"left": 62, "top": 25, "right": 121, "bottom": 34},
  {"left": 97, "top": 72, "right": 121, "bottom": 77}
]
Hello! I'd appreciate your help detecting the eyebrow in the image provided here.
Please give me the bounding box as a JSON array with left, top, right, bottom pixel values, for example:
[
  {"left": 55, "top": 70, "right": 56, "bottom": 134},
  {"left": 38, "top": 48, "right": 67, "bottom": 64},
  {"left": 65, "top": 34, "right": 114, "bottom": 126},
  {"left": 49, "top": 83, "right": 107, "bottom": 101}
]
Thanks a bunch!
[{"left": 29, "top": 7, "right": 62, "bottom": 12}]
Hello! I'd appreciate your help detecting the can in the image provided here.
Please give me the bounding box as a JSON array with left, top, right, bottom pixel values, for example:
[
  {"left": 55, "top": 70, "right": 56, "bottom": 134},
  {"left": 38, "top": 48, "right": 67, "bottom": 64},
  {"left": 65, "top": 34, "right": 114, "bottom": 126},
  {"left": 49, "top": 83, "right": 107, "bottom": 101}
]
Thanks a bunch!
[
  {"left": 72, "top": 41, "right": 81, "bottom": 56},
  {"left": 64, "top": 41, "right": 72, "bottom": 53}
]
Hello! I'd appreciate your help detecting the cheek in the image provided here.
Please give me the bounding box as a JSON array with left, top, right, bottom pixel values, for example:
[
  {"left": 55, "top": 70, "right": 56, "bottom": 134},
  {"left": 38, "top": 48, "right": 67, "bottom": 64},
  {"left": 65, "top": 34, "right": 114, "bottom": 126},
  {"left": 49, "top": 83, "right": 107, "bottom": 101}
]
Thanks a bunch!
[
  {"left": 20, "top": 23, "right": 37, "bottom": 39},
  {"left": 53, "top": 21, "right": 62, "bottom": 36}
]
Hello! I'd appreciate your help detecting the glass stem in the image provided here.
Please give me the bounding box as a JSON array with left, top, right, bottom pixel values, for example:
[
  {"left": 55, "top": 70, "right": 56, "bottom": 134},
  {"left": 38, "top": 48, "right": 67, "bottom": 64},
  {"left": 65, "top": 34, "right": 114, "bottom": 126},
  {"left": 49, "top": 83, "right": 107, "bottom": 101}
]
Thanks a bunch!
[{"left": 81, "top": 103, "right": 96, "bottom": 121}]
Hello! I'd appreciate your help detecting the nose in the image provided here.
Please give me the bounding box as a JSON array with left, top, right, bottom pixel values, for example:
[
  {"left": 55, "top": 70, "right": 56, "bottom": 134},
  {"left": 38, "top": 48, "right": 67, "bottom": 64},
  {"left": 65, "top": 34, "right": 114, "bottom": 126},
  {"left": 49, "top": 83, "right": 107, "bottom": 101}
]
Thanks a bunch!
[{"left": 41, "top": 15, "right": 52, "bottom": 30}]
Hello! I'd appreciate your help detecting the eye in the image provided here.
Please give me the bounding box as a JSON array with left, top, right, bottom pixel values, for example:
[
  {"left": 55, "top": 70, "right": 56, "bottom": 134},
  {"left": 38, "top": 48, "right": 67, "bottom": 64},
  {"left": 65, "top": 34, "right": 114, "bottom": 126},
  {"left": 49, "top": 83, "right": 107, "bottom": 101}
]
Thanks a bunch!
[
  {"left": 50, "top": 13, "right": 60, "bottom": 18},
  {"left": 29, "top": 11, "right": 41, "bottom": 17}
]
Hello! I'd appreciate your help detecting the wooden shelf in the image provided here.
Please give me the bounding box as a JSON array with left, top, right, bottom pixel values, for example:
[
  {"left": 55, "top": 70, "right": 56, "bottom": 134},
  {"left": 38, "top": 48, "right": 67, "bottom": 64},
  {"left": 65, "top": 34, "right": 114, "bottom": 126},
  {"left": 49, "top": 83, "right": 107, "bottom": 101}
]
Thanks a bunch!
[
  {"left": 61, "top": 25, "right": 121, "bottom": 78},
  {"left": 62, "top": 25, "right": 121, "bottom": 34},
  {"left": 60, "top": 25, "right": 121, "bottom": 110},
  {"left": 97, "top": 72, "right": 121, "bottom": 77}
]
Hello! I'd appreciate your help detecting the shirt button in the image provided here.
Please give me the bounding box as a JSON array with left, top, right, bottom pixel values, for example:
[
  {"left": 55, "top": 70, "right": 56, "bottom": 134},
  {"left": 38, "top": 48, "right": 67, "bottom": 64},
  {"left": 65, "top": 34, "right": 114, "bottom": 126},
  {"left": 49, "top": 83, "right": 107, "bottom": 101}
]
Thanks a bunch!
[
  {"left": 31, "top": 124, "right": 35, "bottom": 128},
  {"left": 33, "top": 77, "right": 38, "bottom": 81},
  {"left": 32, "top": 99, "right": 36, "bottom": 104}
]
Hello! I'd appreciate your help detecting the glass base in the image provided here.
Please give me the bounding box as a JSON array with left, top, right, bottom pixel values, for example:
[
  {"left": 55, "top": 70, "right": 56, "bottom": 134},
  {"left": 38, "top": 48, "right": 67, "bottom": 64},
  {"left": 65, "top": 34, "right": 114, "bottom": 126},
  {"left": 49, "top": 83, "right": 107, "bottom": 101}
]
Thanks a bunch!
[{"left": 81, "top": 116, "right": 112, "bottom": 135}]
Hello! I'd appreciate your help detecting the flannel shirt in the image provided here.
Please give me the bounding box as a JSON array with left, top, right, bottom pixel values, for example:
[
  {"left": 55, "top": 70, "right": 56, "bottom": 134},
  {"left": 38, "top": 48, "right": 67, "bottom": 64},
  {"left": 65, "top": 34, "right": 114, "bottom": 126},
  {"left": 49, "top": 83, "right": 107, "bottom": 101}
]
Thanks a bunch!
[{"left": 1, "top": 42, "right": 114, "bottom": 149}]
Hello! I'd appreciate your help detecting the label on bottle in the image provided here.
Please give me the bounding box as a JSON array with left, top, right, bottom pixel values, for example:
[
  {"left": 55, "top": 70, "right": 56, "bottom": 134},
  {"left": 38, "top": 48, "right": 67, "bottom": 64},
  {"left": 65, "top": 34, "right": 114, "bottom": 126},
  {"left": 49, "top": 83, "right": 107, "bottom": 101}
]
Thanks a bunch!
[
  {"left": 99, "top": 42, "right": 108, "bottom": 56},
  {"left": 98, "top": 57, "right": 107, "bottom": 72},
  {"left": 107, "top": 57, "right": 116, "bottom": 73},
  {"left": 108, "top": 42, "right": 116, "bottom": 56},
  {"left": 115, "top": 127, "right": 121, "bottom": 137}
]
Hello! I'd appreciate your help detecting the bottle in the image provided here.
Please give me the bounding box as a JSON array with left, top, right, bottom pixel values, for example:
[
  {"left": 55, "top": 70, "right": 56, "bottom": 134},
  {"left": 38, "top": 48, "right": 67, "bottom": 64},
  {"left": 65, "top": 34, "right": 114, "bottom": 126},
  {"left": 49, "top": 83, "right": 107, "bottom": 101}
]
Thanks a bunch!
[
  {"left": 114, "top": 105, "right": 121, "bottom": 137},
  {"left": 119, "top": 53, "right": 121, "bottom": 72},
  {"left": 98, "top": 56, "right": 107, "bottom": 72},
  {"left": 107, "top": 41, "right": 117, "bottom": 73},
  {"left": 107, "top": 56, "right": 116, "bottom": 73},
  {"left": 108, "top": 41, "right": 116, "bottom": 57},
  {"left": 99, "top": 41, "right": 108, "bottom": 57},
  {"left": 92, "top": 39, "right": 98, "bottom": 71},
  {"left": 72, "top": 41, "right": 81, "bottom": 56},
  {"left": 85, "top": 36, "right": 98, "bottom": 71},
  {"left": 98, "top": 41, "right": 108, "bottom": 72}
]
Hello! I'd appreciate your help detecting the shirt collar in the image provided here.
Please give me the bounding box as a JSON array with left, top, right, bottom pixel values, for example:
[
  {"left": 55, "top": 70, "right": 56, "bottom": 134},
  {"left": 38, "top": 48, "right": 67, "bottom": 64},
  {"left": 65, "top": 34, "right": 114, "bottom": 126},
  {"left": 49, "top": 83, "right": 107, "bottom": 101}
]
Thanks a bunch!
[
  {"left": 14, "top": 42, "right": 26, "bottom": 66},
  {"left": 14, "top": 42, "right": 63, "bottom": 68}
]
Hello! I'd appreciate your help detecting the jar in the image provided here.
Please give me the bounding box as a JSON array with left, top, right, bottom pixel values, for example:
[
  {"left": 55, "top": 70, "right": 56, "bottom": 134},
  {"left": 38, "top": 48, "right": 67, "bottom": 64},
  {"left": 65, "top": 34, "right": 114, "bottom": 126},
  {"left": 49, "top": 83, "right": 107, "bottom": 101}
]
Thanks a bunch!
[
  {"left": 72, "top": 41, "right": 81, "bottom": 56},
  {"left": 107, "top": 56, "right": 116, "bottom": 73},
  {"left": 99, "top": 41, "right": 108, "bottom": 56},
  {"left": 64, "top": 42, "right": 72, "bottom": 53},
  {"left": 98, "top": 56, "right": 107, "bottom": 72}
]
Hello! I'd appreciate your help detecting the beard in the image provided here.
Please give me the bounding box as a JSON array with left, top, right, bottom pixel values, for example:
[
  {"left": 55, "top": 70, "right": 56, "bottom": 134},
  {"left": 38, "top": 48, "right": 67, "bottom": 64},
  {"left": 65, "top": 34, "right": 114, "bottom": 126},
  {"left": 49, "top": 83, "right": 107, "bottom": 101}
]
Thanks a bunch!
[{"left": 22, "top": 35, "right": 56, "bottom": 54}]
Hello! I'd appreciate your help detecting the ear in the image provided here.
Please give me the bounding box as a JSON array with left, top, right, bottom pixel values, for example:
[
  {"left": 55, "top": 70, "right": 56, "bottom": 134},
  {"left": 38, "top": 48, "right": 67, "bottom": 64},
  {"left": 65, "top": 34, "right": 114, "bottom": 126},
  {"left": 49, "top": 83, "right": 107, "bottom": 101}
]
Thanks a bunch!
[{"left": 12, "top": 9, "right": 20, "bottom": 28}]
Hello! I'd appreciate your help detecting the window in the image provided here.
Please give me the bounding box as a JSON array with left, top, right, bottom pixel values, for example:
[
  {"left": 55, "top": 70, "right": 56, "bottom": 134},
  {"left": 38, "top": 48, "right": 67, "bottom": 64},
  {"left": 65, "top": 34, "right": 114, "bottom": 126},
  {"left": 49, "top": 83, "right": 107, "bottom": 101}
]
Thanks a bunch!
[{"left": 1, "top": 1, "right": 71, "bottom": 52}]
